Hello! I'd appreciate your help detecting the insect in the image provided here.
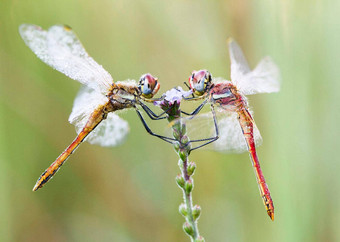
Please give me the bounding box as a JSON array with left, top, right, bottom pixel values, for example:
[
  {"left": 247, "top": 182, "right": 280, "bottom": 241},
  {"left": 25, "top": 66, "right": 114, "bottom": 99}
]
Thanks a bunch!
[
  {"left": 186, "top": 39, "right": 280, "bottom": 220},
  {"left": 19, "top": 24, "right": 164, "bottom": 191}
]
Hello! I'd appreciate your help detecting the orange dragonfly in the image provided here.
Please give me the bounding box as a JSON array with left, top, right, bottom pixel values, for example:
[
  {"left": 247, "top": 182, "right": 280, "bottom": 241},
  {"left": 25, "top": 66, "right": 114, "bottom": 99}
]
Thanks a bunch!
[
  {"left": 19, "top": 24, "right": 165, "bottom": 191},
  {"left": 185, "top": 39, "right": 280, "bottom": 220}
]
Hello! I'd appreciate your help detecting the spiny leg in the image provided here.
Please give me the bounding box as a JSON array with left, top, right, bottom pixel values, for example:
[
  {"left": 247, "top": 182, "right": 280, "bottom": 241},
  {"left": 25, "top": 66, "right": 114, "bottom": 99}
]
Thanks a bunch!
[
  {"left": 135, "top": 107, "right": 176, "bottom": 144},
  {"left": 138, "top": 101, "right": 168, "bottom": 120},
  {"left": 166, "top": 102, "right": 219, "bottom": 151},
  {"left": 189, "top": 104, "right": 219, "bottom": 152},
  {"left": 181, "top": 99, "right": 208, "bottom": 116},
  {"left": 137, "top": 99, "right": 218, "bottom": 150},
  {"left": 33, "top": 104, "right": 108, "bottom": 191}
]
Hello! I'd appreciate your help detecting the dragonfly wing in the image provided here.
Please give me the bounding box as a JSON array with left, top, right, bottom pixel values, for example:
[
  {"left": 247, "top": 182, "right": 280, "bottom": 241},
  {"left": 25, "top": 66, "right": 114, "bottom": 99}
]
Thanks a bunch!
[
  {"left": 69, "top": 86, "right": 129, "bottom": 147},
  {"left": 228, "top": 38, "right": 280, "bottom": 95},
  {"left": 176, "top": 109, "right": 261, "bottom": 153},
  {"left": 19, "top": 24, "right": 113, "bottom": 94},
  {"left": 213, "top": 110, "right": 262, "bottom": 153},
  {"left": 85, "top": 113, "right": 129, "bottom": 147},
  {"left": 237, "top": 57, "right": 280, "bottom": 95},
  {"left": 228, "top": 38, "right": 251, "bottom": 86}
]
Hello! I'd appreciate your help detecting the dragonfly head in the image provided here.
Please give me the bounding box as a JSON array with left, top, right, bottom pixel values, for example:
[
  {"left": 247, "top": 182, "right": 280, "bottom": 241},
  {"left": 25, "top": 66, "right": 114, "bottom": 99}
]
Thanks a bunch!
[
  {"left": 138, "top": 73, "right": 160, "bottom": 98},
  {"left": 188, "top": 70, "right": 212, "bottom": 96}
]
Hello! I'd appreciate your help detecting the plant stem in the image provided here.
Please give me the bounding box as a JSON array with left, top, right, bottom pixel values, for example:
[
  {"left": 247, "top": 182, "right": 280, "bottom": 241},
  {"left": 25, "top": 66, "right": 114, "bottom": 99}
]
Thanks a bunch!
[{"left": 161, "top": 100, "right": 204, "bottom": 242}]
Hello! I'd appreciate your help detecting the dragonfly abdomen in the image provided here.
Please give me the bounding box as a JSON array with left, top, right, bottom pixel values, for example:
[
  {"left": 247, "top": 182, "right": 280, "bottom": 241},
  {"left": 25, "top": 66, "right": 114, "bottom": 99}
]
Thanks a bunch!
[
  {"left": 238, "top": 109, "right": 274, "bottom": 220},
  {"left": 32, "top": 103, "right": 110, "bottom": 191}
]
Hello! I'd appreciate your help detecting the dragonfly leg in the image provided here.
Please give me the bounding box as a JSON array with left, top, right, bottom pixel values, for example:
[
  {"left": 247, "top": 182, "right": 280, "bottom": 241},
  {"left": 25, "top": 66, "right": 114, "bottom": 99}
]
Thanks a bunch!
[
  {"left": 189, "top": 104, "right": 219, "bottom": 152},
  {"left": 138, "top": 101, "right": 168, "bottom": 120},
  {"left": 135, "top": 107, "right": 176, "bottom": 144},
  {"left": 181, "top": 99, "right": 208, "bottom": 116},
  {"left": 183, "top": 81, "right": 192, "bottom": 91}
]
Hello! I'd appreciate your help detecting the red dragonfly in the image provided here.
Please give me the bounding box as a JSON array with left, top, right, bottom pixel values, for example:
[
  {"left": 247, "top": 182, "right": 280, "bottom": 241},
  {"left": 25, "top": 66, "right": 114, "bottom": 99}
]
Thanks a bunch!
[
  {"left": 19, "top": 24, "right": 163, "bottom": 191},
  {"left": 186, "top": 39, "right": 280, "bottom": 220}
]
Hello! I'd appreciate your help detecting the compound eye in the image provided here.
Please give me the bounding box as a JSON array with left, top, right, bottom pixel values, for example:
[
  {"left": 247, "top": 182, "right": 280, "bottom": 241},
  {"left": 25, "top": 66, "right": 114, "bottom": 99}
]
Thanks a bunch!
[
  {"left": 143, "top": 80, "right": 152, "bottom": 95},
  {"left": 138, "top": 77, "right": 145, "bottom": 91},
  {"left": 139, "top": 73, "right": 160, "bottom": 98},
  {"left": 194, "top": 78, "right": 205, "bottom": 93},
  {"left": 189, "top": 70, "right": 211, "bottom": 95}
]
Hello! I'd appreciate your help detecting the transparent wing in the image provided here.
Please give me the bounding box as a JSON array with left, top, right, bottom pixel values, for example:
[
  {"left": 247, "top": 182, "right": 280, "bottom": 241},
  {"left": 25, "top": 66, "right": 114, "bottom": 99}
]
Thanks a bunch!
[
  {"left": 213, "top": 109, "right": 262, "bottom": 153},
  {"left": 228, "top": 38, "right": 251, "bottom": 82},
  {"left": 85, "top": 113, "right": 129, "bottom": 147},
  {"left": 228, "top": 38, "right": 280, "bottom": 95},
  {"left": 69, "top": 86, "right": 129, "bottom": 147},
  {"left": 177, "top": 108, "right": 262, "bottom": 153},
  {"left": 19, "top": 24, "right": 113, "bottom": 95},
  {"left": 237, "top": 57, "right": 280, "bottom": 95}
]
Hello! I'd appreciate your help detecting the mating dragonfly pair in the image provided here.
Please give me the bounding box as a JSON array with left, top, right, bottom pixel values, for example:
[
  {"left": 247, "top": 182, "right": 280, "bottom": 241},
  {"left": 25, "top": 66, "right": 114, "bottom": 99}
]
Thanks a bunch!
[{"left": 20, "top": 24, "right": 279, "bottom": 220}]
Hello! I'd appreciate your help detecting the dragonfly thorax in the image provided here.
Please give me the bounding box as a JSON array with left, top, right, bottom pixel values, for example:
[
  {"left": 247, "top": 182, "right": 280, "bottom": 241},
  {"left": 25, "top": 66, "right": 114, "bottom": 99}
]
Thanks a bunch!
[
  {"left": 107, "top": 86, "right": 137, "bottom": 110},
  {"left": 209, "top": 83, "right": 245, "bottom": 111}
]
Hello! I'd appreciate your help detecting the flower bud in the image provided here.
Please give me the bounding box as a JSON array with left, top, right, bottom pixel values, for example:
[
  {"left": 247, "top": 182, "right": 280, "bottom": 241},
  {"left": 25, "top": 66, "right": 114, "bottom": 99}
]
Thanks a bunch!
[
  {"left": 173, "top": 141, "right": 180, "bottom": 152},
  {"left": 183, "top": 222, "right": 194, "bottom": 237},
  {"left": 179, "top": 203, "right": 188, "bottom": 217},
  {"left": 179, "top": 150, "right": 187, "bottom": 161},
  {"left": 192, "top": 205, "right": 201, "bottom": 221},
  {"left": 185, "top": 179, "right": 193, "bottom": 194},
  {"left": 181, "top": 135, "right": 190, "bottom": 145},
  {"left": 187, "top": 162, "right": 196, "bottom": 176},
  {"left": 176, "top": 174, "right": 185, "bottom": 188},
  {"left": 173, "top": 130, "right": 180, "bottom": 139}
]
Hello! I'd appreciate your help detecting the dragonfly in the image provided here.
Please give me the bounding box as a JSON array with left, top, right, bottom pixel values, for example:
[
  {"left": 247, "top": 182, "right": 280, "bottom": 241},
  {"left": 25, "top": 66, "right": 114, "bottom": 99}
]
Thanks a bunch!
[
  {"left": 19, "top": 24, "right": 166, "bottom": 191},
  {"left": 185, "top": 39, "right": 280, "bottom": 220}
]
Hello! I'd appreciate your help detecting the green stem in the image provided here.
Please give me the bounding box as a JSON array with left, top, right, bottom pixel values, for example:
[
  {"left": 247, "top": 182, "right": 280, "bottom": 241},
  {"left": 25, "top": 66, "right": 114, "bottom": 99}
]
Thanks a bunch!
[{"left": 163, "top": 102, "right": 204, "bottom": 242}]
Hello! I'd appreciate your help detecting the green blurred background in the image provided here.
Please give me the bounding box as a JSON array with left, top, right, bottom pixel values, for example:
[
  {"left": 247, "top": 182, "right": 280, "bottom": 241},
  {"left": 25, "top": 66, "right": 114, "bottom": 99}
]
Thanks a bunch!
[{"left": 1, "top": 0, "right": 339, "bottom": 241}]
